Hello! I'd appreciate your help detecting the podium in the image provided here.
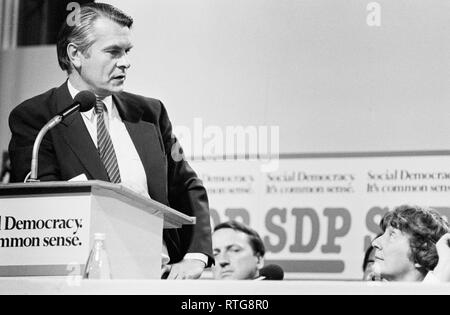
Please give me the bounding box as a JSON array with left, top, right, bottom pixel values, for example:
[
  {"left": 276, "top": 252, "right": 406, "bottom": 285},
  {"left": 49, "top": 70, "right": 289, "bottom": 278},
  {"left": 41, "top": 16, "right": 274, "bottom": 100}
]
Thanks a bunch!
[{"left": 0, "top": 181, "right": 195, "bottom": 279}]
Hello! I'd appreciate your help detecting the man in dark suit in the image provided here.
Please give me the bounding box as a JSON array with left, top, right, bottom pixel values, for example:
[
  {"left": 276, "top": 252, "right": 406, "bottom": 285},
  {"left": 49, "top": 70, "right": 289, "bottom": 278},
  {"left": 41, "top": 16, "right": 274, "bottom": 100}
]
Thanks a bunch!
[{"left": 8, "top": 2, "right": 213, "bottom": 279}]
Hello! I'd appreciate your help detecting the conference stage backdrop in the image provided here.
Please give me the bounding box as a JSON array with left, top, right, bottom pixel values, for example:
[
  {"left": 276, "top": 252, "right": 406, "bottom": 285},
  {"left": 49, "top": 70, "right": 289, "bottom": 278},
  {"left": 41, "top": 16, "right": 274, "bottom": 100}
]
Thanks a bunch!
[{"left": 191, "top": 152, "right": 450, "bottom": 280}]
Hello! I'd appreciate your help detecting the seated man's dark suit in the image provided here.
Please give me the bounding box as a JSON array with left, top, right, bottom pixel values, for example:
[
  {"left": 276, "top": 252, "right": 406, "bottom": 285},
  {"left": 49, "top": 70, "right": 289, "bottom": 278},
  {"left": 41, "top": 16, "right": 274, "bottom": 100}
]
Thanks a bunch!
[{"left": 8, "top": 81, "right": 213, "bottom": 266}]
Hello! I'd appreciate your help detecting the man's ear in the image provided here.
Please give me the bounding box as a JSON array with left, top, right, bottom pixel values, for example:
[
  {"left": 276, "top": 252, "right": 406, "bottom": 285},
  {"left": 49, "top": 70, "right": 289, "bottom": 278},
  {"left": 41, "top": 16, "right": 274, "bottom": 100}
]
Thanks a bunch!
[{"left": 67, "top": 43, "right": 82, "bottom": 69}]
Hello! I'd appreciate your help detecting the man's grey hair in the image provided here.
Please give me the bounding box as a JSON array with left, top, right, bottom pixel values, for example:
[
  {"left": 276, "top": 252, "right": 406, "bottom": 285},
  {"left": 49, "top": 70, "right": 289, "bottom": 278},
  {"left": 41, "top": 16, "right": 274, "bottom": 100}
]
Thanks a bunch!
[{"left": 56, "top": 2, "right": 133, "bottom": 73}]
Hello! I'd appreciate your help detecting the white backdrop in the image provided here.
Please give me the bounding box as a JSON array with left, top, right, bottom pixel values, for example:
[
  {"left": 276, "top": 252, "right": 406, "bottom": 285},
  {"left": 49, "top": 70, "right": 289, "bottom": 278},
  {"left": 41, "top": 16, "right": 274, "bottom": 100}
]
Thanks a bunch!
[
  {"left": 103, "top": 0, "right": 450, "bottom": 154},
  {"left": 2, "top": 0, "right": 450, "bottom": 154},
  {"left": 192, "top": 154, "right": 450, "bottom": 279}
]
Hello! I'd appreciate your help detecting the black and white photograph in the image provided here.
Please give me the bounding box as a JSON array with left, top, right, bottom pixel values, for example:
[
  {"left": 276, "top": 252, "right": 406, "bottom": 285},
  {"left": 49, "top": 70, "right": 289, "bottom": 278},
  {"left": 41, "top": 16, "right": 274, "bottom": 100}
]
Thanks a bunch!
[{"left": 0, "top": 0, "right": 450, "bottom": 300}]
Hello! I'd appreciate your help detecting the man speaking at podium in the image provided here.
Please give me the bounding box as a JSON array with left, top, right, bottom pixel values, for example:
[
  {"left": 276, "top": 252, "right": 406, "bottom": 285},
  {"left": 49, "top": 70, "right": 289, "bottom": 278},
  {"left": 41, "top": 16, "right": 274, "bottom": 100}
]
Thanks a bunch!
[{"left": 8, "top": 3, "right": 213, "bottom": 279}]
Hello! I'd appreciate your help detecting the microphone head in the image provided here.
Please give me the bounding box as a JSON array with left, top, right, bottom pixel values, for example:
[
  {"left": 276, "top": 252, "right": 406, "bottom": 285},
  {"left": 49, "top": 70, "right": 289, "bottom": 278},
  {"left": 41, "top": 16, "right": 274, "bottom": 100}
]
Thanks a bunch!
[
  {"left": 259, "top": 264, "right": 284, "bottom": 280},
  {"left": 74, "top": 91, "right": 96, "bottom": 112}
]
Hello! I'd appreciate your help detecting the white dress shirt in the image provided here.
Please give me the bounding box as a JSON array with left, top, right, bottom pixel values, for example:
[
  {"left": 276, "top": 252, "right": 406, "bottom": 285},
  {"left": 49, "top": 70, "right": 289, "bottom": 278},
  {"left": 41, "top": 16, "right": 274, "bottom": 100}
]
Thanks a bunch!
[
  {"left": 68, "top": 81, "right": 149, "bottom": 198},
  {"left": 67, "top": 80, "right": 207, "bottom": 268}
]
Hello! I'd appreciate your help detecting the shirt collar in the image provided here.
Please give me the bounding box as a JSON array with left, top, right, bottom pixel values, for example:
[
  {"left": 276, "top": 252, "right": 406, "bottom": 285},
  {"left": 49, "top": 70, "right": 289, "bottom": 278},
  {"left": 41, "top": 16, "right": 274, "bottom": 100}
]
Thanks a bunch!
[{"left": 67, "top": 79, "right": 114, "bottom": 120}]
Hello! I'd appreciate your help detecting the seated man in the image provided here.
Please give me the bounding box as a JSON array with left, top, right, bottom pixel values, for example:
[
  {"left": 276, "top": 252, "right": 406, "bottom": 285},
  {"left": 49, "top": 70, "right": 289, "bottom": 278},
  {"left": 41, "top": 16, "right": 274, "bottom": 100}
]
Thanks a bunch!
[
  {"left": 212, "top": 221, "right": 265, "bottom": 280},
  {"left": 372, "top": 205, "right": 449, "bottom": 282}
]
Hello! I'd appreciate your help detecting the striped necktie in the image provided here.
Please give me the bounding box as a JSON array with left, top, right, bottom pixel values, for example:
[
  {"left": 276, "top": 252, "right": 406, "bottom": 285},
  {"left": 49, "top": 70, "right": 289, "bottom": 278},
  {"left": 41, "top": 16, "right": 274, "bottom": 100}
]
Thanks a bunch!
[{"left": 95, "top": 99, "right": 121, "bottom": 183}]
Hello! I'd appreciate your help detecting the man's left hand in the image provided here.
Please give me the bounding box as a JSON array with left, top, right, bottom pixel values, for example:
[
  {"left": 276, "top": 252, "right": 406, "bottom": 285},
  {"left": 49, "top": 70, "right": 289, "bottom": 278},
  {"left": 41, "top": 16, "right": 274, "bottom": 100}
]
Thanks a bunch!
[{"left": 167, "top": 259, "right": 206, "bottom": 280}]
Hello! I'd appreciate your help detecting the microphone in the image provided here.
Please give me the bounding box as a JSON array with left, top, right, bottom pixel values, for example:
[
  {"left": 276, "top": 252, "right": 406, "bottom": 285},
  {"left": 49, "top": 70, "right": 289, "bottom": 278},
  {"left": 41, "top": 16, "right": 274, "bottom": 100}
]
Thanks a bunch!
[
  {"left": 27, "top": 91, "right": 96, "bottom": 182},
  {"left": 255, "top": 264, "right": 284, "bottom": 280},
  {"left": 57, "top": 90, "right": 97, "bottom": 119}
]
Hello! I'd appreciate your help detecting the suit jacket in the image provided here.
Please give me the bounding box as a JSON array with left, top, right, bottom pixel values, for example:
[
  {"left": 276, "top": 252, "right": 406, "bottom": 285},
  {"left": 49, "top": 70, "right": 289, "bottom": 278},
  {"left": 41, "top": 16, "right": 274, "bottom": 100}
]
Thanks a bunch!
[{"left": 8, "top": 82, "right": 213, "bottom": 266}]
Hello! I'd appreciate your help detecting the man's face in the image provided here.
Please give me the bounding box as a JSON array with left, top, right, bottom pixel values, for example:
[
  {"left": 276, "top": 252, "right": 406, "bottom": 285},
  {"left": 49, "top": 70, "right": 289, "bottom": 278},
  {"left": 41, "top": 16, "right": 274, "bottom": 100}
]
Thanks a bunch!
[
  {"left": 77, "top": 17, "right": 133, "bottom": 97},
  {"left": 212, "top": 228, "right": 263, "bottom": 280},
  {"left": 372, "top": 226, "right": 417, "bottom": 281}
]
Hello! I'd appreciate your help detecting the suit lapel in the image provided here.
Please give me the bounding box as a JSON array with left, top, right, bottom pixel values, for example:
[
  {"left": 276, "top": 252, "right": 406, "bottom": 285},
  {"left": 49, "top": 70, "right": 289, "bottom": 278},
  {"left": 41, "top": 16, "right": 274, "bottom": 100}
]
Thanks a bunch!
[
  {"left": 52, "top": 85, "right": 167, "bottom": 199},
  {"left": 113, "top": 95, "right": 168, "bottom": 204},
  {"left": 55, "top": 82, "right": 109, "bottom": 181}
]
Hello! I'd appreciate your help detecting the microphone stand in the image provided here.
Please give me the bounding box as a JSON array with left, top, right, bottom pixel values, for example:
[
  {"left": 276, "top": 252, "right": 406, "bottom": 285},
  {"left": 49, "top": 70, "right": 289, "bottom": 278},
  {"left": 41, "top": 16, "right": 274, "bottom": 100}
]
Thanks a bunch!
[
  {"left": 25, "top": 91, "right": 95, "bottom": 183},
  {"left": 27, "top": 115, "right": 63, "bottom": 183}
]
